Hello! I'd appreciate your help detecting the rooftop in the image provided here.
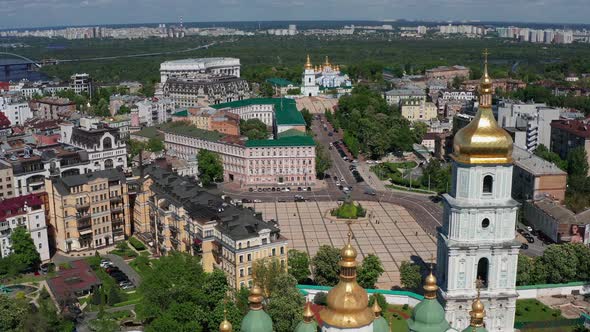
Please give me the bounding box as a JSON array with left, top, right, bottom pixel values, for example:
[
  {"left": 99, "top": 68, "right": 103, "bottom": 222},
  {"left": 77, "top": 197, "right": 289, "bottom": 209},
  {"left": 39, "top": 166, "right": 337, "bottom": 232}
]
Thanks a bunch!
[
  {"left": 512, "top": 146, "right": 567, "bottom": 176},
  {"left": 131, "top": 126, "right": 164, "bottom": 140},
  {"left": 158, "top": 121, "right": 227, "bottom": 142},
  {"left": 266, "top": 78, "right": 295, "bottom": 87},
  {"left": 550, "top": 118, "right": 590, "bottom": 138},
  {"left": 52, "top": 169, "right": 126, "bottom": 196},
  {"left": 384, "top": 88, "right": 425, "bottom": 96},
  {"left": 531, "top": 198, "right": 590, "bottom": 224},
  {"left": 47, "top": 260, "right": 101, "bottom": 304},
  {"left": 246, "top": 135, "right": 315, "bottom": 148},
  {"left": 211, "top": 98, "right": 305, "bottom": 126},
  {"left": 0, "top": 193, "right": 44, "bottom": 221}
]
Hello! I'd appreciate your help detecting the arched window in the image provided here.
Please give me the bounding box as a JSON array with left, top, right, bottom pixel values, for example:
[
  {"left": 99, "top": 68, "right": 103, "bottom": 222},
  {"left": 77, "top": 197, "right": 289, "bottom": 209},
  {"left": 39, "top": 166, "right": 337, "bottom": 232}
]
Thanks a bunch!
[
  {"left": 483, "top": 175, "right": 493, "bottom": 193},
  {"left": 477, "top": 258, "right": 489, "bottom": 288},
  {"left": 104, "top": 159, "right": 114, "bottom": 169},
  {"left": 482, "top": 218, "right": 490, "bottom": 228},
  {"left": 103, "top": 136, "right": 113, "bottom": 149}
]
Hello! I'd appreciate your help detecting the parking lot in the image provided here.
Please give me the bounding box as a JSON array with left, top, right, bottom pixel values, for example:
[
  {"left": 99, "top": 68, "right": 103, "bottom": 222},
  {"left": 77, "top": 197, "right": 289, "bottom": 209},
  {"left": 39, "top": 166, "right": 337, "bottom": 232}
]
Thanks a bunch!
[
  {"left": 100, "top": 257, "right": 136, "bottom": 290},
  {"left": 246, "top": 200, "right": 437, "bottom": 289}
]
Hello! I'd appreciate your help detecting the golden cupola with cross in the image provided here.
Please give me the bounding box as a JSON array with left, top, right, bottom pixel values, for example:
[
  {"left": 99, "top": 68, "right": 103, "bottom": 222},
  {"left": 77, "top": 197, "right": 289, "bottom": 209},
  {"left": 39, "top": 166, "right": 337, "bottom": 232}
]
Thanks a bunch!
[
  {"left": 452, "top": 49, "right": 513, "bottom": 165},
  {"left": 319, "top": 223, "right": 374, "bottom": 330}
]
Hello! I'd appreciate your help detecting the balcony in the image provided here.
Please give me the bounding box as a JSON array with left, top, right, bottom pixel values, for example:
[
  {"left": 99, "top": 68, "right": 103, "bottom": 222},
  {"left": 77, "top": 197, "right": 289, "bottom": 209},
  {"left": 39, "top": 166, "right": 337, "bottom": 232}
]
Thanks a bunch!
[
  {"left": 78, "top": 221, "right": 92, "bottom": 234},
  {"left": 111, "top": 206, "right": 124, "bottom": 213},
  {"left": 76, "top": 202, "right": 90, "bottom": 211},
  {"left": 77, "top": 213, "right": 91, "bottom": 222},
  {"left": 113, "top": 228, "right": 124, "bottom": 237},
  {"left": 110, "top": 196, "right": 123, "bottom": 203},
  {"left": 112, "top": 218, "right": 124, "bottom": 226}
]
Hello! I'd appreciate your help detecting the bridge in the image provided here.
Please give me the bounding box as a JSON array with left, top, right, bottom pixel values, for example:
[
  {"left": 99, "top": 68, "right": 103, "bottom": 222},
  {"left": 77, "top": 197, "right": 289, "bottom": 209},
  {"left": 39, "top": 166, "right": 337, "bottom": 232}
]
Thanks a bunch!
[{"left": 0, "top": 52, "right": 42, "bottom": 68}]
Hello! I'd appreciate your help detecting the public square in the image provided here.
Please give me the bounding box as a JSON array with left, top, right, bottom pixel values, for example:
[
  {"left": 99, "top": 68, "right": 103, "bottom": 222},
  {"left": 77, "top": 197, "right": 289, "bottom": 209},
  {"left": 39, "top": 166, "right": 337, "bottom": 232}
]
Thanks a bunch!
[{"left": 247, "top": 200, "right": 437, "bottom": 289}]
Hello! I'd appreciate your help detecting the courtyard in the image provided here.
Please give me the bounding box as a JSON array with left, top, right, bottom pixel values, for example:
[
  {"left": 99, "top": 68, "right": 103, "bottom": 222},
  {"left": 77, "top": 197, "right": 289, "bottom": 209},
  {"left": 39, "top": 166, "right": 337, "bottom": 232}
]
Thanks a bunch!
[{"left": 247, "top": 201, "right": 437, "bottom": 289}]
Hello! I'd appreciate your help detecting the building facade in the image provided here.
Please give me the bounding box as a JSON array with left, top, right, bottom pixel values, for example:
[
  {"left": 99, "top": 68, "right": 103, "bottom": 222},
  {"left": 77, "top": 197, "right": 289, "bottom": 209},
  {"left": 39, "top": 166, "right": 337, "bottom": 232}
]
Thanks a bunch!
[
  {"left": 301, "top": 55, "right": 320, "bottom": 97},
  {"left": 33, "top": 97, "right": 76, "bottom": 120},
  {"left": 163, "top": 77, "right": 250, "bottom": 108},
  {"left": 135, "top": 98, "right": 175, "bottom": 126},
  {"left": 401, "top": 99, "right": 438, "bottom": 122},
  {"left": 159, "top": 58, "right": 241, "bottom": 83},
  {"left": 550, "top": 118, "right": 590, "bottom": 175},
  {"left": 70, "top": 73, "right": 93, "bottom": 98},
  {"left": 45, "top": 169, "right": 131, "bottom": 253},
  {"left": 1, "top": 101, "right": 33, "bottom": 126},
  {"left": 438, "top": 57, "right": 519, "bottom": 332},
  {"left": 426, "top": 65, "right": 470, "bottom": 82},
  {"left": 0, "top": 193, "right": 50, "bottom": 261},
  {"left": 497, "top": 101, "right": 560, "bottom": 151},
  {"left": 511, "top": 146, "right": 567, "bottom": 202},
  {"left": 384, "top": 88, "right": 426, "bottom": 106}
]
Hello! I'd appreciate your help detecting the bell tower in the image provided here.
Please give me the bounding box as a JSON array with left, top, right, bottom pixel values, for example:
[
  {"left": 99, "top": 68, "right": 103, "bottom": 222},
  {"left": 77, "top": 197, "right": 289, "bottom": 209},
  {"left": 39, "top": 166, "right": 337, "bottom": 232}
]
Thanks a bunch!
[
  {"left": 437, "top": 50, "right": 520, "bottom": 332},
  {"left": 301, "top": 54, "right": 319, "bottom": 97}
]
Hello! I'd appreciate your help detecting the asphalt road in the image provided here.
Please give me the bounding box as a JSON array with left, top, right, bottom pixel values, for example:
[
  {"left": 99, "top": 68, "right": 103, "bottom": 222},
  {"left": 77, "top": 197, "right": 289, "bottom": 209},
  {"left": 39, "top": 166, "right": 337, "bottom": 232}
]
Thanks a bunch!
[{"left": 221, "top": 116, "right": 444, "bottom": 235}]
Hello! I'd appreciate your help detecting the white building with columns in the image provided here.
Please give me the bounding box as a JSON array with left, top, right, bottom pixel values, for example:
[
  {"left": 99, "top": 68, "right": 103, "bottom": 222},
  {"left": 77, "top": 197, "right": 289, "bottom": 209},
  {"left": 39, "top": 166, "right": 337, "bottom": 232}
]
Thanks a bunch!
[{"left": 437, "top": 55, "right": 519, "bottom": 332}]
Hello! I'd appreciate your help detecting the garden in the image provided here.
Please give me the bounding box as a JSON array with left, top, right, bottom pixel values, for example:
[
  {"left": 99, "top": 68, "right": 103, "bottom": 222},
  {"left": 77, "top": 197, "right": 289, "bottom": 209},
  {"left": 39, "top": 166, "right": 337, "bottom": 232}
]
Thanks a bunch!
[{"left": 331, "top": 199, "right": 366, "bottom": 219}]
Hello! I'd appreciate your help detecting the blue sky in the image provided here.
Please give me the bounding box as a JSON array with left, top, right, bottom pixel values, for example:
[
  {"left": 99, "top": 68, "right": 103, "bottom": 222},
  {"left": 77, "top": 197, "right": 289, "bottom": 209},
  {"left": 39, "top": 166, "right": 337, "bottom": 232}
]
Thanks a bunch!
[{"left": 1, "top": 0, "right": 589, "bottom": 29}]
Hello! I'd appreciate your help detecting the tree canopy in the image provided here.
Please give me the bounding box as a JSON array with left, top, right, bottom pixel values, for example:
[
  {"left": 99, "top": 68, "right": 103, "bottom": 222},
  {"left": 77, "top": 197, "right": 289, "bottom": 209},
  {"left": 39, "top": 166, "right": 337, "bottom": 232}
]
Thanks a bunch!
[
  {"left": 399, "top": 261, "right": 422, "bottom": 292},
  {"left": 10, "top": 226, "right": 41, "bottom": 270},
  {"left": 311, "top": 245, "right": 341, "bottom": 286},
  {"left": 516, "top": 243, "right": 590, "bottom": 286},
  {"left": 240, "top": 118, "right": 270, "bottom": 140},
  {"left": 197, "top": 150, "right": 224, "bottom": 186},
  {"left": 287, "top": 249, "right": 311, "bottom": 284},
  {"left": 357, "top": 253, "right": 385, "bottom": 289}
]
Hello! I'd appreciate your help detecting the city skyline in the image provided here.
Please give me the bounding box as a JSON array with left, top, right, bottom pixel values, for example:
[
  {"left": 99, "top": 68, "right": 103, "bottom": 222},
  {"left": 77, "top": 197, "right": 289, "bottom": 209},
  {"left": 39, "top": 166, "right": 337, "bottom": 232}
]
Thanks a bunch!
[{"left": 2, "top": 0, "right": 590, "bottom": 29}]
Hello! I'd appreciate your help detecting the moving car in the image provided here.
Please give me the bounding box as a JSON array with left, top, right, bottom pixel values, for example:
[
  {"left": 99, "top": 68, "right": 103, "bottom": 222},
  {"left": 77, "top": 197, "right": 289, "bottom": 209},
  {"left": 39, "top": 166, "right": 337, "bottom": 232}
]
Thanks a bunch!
[{"left": 364, "top": 189, "right": 377, "bottom": 196}]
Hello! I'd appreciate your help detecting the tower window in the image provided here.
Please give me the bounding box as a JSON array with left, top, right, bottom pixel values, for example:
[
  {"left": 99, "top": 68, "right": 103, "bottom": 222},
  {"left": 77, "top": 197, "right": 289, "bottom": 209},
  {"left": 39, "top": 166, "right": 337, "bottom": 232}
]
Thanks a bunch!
[
  {"left": 483, "top": 175, "right": 493, "bottom": 193},
  {"left": 477, "top": 258, "right": 489, "bottom": 288},
  {"left": 482, "top": 218, "right": 490, "bottom": 228}
]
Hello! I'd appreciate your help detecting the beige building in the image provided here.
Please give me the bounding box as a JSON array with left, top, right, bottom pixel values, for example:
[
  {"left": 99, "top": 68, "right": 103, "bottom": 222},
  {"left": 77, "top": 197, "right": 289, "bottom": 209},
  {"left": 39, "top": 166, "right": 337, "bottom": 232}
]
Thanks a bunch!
[
  {"left": 45, "top": 169, "right": 131, "bottom": 253},
  {"left": 133, "top": 165, "right": 288, "bottom": 289},
  {"left": 0, "top": 160, "right": 14, "bottom": 199},
  {"left": 401, "top": 99, "right": 438, "bottom": 122},
  {"left": 524, "top": 198, "right": 590, "bottom": 244},
  {"left": 512, "top": 146, "right": 567, "bottom": 202}
]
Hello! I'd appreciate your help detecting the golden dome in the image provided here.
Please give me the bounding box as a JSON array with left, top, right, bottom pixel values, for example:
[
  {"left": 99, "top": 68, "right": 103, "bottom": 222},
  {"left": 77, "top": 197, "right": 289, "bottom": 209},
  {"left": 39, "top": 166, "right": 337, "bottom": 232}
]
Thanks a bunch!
[
  {"left": 423, "top": 271, "right": 438, "bottom": 299},
  {"left": 325, "top": 55, "right": 331, "bottom": 67},
  {"left": 219, "top": 306, "right": 232, "bottom": 332},
  {"left": 452, "top": 49, "right": 513, "bottom": 165},
  {"left": 305, "top": 54, "right": 313, "bottom": 70},
  {"left": 372, "top": 300, "right": 382, "bottom": 317},
  {"left": 469, "top": 280, "right": 486, "bottom": 327},
  {"left": 320, "top": 223, "right": 374, "bottom": 328},
  {"left": 303, "top": 301, "right": 315, "bottom": 323},
  {"left": 248, "top": 285, "right": 264, "bottom": 310}
]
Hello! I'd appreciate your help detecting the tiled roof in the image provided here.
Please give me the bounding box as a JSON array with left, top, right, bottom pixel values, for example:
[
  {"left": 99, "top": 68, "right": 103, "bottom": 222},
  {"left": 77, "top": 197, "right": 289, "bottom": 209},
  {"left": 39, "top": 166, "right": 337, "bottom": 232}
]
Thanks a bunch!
[
  {"left": 550, "top": 118, "right": 590, "bottom": 138},
  {"left": 211, "top": 98, "right": 305, "bottom": 126},
  {"left": 266, "top": 78, "right": 294, "bottom": 87},
  {"left": 246, "top": 135, "right": 315, "bottom": 147},
  {"left": 0, "top": 193, "right": 44, "bottom": 221},
  {"left": 158, "top": 121, "right": 227, "bottom": 142},
  {"left": 47, "top": 260, "right": 101, "bottom": 303}
]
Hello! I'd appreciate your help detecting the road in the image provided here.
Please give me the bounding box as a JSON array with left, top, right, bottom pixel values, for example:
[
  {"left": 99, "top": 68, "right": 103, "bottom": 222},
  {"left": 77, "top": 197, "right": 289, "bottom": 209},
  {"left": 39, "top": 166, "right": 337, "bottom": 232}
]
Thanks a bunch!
[{"left": 221, "top": 115, "right": 444, "bottom": 235}]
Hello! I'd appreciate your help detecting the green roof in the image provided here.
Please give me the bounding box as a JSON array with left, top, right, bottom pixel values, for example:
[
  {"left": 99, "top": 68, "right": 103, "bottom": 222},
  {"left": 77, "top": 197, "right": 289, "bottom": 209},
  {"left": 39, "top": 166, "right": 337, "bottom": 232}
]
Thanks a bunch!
[
  {"left": 241, "top": 309, "right": 273, "bottom": 332},
  {"left": 294, "top": 320, "right": 318, "bottom": 332},
  {"left": 132, "top": 126, "right": 163, "bottom": 140},
  {"left": 266, "top": 77, "right": 294, "bottom": 87},
  {"left": 373, "top": 316, "right": 389, "bottom": 332},
  {"left": 172, "top": 110, "right": 188, "bottom": 117},
  {"left": 407, "top": 298, "right": 451, "bottom": 332},
  {"left": 278, "top": 128, "right": 306, "bottom": 139},
  {"left": 158, "top": 121, "right": 226, "bottom": 142},
  {"left": 296, "top": 284, "right": 424, "bottom": 301},
  {"left": 246, "top": 135, "right": 315, "bottom": 148},
  {"left": 212, "top": 98, "right": 306, "bottom": 126}
]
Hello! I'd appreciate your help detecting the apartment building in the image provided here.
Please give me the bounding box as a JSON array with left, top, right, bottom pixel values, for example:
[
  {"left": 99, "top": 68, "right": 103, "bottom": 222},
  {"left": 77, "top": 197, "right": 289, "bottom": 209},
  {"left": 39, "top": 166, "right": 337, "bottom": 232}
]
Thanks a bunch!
[
  {"left": 550, "top": 118, "right": 590, "bottom": 175},
  {"left": 401, "top": 99, "right": 437, "bottom": 122},
  {"left": 511, "top": 146, "right": 567, "bottom": 202},
  {"left": 70, "top": 73, "right": 93, "bottom": 98},
  {"left": 45, "top": 169, "right": 131, "bottom": 253},
  {"left": 383, "top": 88, "right": 426, "bottom": 106},
  {"left": 32, "top": 97, "right": 76, "bottom": 120},
  {"left": 1, "top": 101, "right": 33, "bottom": 125},
  {"left": 425, "top": 65, "right": 470, "bottom": 82},
  {"left": 0, "top": 193, "right": 50, "bottom": 261},
  {"left": 497, "top": 101, "right": 561, "bottom": 151},
  {"left": 0, "top": 160, "right": 14, "bottom": 199},
  {"left": 133, "top": 166, "right": 288, "bottom": 289}
]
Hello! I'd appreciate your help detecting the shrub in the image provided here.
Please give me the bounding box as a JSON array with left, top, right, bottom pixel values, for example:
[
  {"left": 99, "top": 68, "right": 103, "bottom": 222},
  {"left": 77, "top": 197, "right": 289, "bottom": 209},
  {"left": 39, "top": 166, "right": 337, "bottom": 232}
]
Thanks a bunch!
[
  {"left": 402, "top": 304, "right": 409, "bottom": 310},
  {"left": 116, "top": 241, "right": 129, "bottom": 251},
  {"left": 15, "top": 291, "right": 26, "bottom": 300},
  {"left": 129, "top": 237, "right": 146, "bottom": 251},
  {"left": 58, "top": 262, "right": 72, "bottom": 270}
]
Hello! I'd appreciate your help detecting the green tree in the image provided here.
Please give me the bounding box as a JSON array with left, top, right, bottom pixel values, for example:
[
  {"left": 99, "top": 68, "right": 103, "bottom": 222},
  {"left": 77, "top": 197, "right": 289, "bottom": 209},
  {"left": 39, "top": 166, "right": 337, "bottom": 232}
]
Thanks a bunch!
[
  {"left": 128, "top": 139, "right": 147, "bottom": 158},
  {"left": 315, "top": 142, "right": 332, "bottom": 177},
  {"left": 301, "top": 108, "right": 313, "bottom": 130},
  {"left": 118, "top": 105, "right": 131, "bottom": 114},
  {"left": 368, "top": 293, "right": 389, "bottom": 312},
  {"left": 236, "top": 286, "right": 251, "bottom": 315},
  {"left": 147, "top": 138, "right": 164, "bottom": 152},
  {"left": 538, "top": 244, "right": 579, "bottom": 284},
  {"left": 106, "top": 284, "right": 122, "bottom": 306},
  {"left": 260, "top": 82, "right": 274, "bottom": 97},
  {"left": 312, "top": 245, "right": 341, "bottom": 286},
  {"left": 197, "top": 150, "right": 223, "bottom": 186},
  {"left": 516, "top": 255, "right": 534, "bottom": 286},
  {"left": 287, "top": 249, "right": 311, "bottom": 284},
  {"left": 534, "top": 144, "right": 567, "bottom": 171},
  {"left": 567, "top": 146, "right": 589, "bottom": 177},
  {"left": 240, "top": 118, "right": 269, "bottom": 140},
  {"left": 399, "top": 261, "right": 422, "bottom": 292},
  {"left": 11, "top": 226, "right": 41, "bottom": 270},
  {"left": 0, "top": 295, "right": 27, "bottom": 331},
  {"left": 357, "top": 254, "right": 385, "bottom": 289},
  {"left": 413, "top": 122, "right": 428, "bottom": 143},
  {"left": 266, "top": 273, "right": 305, "bottom": 332},
  {"left": 253, "top": 257, "right": 284, "bottom": 299},
  {"left": 0, "top": 255, "right": 27, "bottom": 278},
  {"left": 343, "top": 131, "right": 361, "bottom": 158}
]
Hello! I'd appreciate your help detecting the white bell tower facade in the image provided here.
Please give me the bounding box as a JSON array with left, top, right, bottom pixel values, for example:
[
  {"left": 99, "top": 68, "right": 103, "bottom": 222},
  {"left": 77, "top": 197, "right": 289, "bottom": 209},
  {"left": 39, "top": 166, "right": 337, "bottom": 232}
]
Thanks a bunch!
[
  {"left": 301, "top": 54, "right": 319, "bottom": 97},
  {"left": 437, "top": 50, "right": 520, "bottom": 332}
]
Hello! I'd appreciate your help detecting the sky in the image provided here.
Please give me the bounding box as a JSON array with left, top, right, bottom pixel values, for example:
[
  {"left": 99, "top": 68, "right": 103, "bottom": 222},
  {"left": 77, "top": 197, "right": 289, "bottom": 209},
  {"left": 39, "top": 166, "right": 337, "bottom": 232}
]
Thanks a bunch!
[{"left": 1, "top": 0, "right": 590, "bottom": 29}]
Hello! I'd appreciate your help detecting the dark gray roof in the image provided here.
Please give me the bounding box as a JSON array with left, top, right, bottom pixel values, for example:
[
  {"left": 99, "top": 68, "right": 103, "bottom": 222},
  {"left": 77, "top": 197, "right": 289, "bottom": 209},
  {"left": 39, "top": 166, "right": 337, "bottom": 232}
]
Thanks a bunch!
[
  {"left": 53, "top": 169, "right": 126, "bottom": 195},
  {"left": 143, "top": 165, "right": 279, "bottom": 241}
]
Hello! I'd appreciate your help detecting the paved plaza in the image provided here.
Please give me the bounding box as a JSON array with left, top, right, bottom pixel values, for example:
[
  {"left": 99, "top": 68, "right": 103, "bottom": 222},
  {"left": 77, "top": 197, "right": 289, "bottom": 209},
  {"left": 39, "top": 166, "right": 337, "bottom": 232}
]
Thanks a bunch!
[{"left": 248, "top": 201, "right": 437, "bottom": 289}]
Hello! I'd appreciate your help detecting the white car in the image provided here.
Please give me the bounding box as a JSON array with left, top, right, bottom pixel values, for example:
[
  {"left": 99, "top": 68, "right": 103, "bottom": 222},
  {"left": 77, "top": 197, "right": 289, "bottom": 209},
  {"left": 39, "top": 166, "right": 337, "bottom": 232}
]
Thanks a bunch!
[
  {"left": 340, "top": 177, "right": 345, "bottom": 182},
  {"left": 336, "top": 181, "right": 341, "bottom": 186},
  {"left": 525, "top": 226, "right": 533, "bottom": 232},
  {"left": 253, "top": 199, "right": 262, "bottom": 203}
]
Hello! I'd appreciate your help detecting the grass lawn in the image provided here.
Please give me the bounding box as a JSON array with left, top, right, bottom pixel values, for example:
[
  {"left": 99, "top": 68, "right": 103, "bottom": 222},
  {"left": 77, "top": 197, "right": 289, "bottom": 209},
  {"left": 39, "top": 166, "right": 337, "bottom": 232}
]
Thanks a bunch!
[
  {"left": 114, "top": 291, "right": 142, "bottom": 307},
  {"left": 129, "top": 255, "right": 152, "bottom": 278},
  {"left": 515, "top": 299, "right": 563, "bottom": 323},
  {"left": 383, "top": 304, "right": 412, "bottom": 332}
]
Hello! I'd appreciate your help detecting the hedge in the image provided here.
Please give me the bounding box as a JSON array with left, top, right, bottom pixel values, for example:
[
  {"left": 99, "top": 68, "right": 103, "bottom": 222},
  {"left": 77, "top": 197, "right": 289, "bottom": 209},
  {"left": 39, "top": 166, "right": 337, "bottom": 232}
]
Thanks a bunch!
[{"left": 129, "top": 237, "right": 146, "bottom": 251}]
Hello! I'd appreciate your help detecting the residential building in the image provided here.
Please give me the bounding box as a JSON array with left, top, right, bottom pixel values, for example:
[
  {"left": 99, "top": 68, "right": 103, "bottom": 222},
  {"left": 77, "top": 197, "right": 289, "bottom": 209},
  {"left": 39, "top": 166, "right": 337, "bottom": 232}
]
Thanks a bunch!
[
  {"left": 0, "top": 160, "right": 14, "bottom": 199},
  {"left": 420, "top": 132, "right": 438, "bottom": 152},
  {"left": 266, "top": 78, "right": 296, "bottom": 95},
  {"left": 60, "top": 118, "right": 127, "bottom": 171},
  {"left": 162, "top": 77, "right": 250, "bottom": 108},
  {"left": 425, "top": 65, "right": 470, "bottom": 82},
  {"left": 0, "top": 193, "right": 50, "bottom": 261},
  {"left": 47, "top": 260, "right": 101, "bottom": 307},
  {"left": 100, "top": 115, "right": 131, "bottom": 140},
  {"left": 70, "top": 73, "right": 93, "bottom": 98},
  {"left": 163, "top": 122, "right": 316, "bottom": 188},
  {"left": 461, "top": 78, "right": 526, "bottom": 93},
  {"left": 159, "top": 58, "right": 241, "bottom": 83},
  {"left": 133, "top": 165, "right": 288, "bottom": 289},
  {"left": 45, "top": 169, "right": 131, "bottom": 253},
  {"left": 401, "top": 99, "right": 437, "bottom": 122},
  {"left": 1, "top": 100, "right": 33, "bottom": 125},
  {"left": 384, "top": 88, "right": 426, "bottom": 106},
  {"left": 4, "top": 144, "right": 90, "bottom": 196},
  {"left": 550, "top": 118, "right": 590, "bottom": 175},
  {"left": 511, "top": 146, "right": 567, "bottom": 202},
  {"left": 108, "top": 95, "right": 143, "bottom": 116},
  {"left": 173, "top": 108, "right": 240, "bottom": 136},
  {"left": 32, "top": 97, "right": 76, "bottom": 120},
  {"left": 437, "top": 90, "right": 476, "bottom": 114},
  {"left": 497, "top": 101, "right": 560, "bottom": 151},
  {"left": 523, "top": 198, "right": 590, "bottom": 244},
  {"left": 135, "top": 98, "right": 175, "bottom": 126}
]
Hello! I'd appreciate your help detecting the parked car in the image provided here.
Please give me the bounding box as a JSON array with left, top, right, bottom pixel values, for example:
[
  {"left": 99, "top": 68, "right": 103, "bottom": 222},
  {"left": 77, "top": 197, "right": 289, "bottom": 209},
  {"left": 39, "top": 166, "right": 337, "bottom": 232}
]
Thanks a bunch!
[
  {"left": 520, "top": 243, "right": 529, "bottom": 249},
  {"left": 525, "top": 236, "right": 535, "bottom": 243},
  {"left": 40, "top": 262, "right": 55, "bottom": 274},
  {"left": 364, "top": 190, "right": 377, "bottom": 196},
  {"left": 253, "top": 199, "right": 262, "bottom": 203},
  {"left": 525, "top": 226, "right": 533, "bottom": 232},
  {"left": 242, "top": 198, "right": 252, "bottom": 203},
  {"left": 516, "top": 229, "right": 525, "bottom": 235}
]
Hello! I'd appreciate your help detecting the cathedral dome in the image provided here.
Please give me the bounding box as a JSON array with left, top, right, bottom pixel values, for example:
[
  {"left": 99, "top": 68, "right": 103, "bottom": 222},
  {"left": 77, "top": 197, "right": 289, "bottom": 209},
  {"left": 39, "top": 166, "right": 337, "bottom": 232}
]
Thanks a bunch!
[
  {"left": 372, "top": 301, "right": 389, "bottom": 332},
  {"left": 407, "top": 267, "right": 451, "bottom": 332},
  {"left": 320, "top": 225, "right": 374, "bottom": 328},
  {"left": 240, "top": 285, "right": 273, "bottom": 332},
  {"left": 452, "top": 50, "right": 513, "bottom": 165},
  {"left": 295, "top": 301, "right": 319, "bottom": 332}
]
